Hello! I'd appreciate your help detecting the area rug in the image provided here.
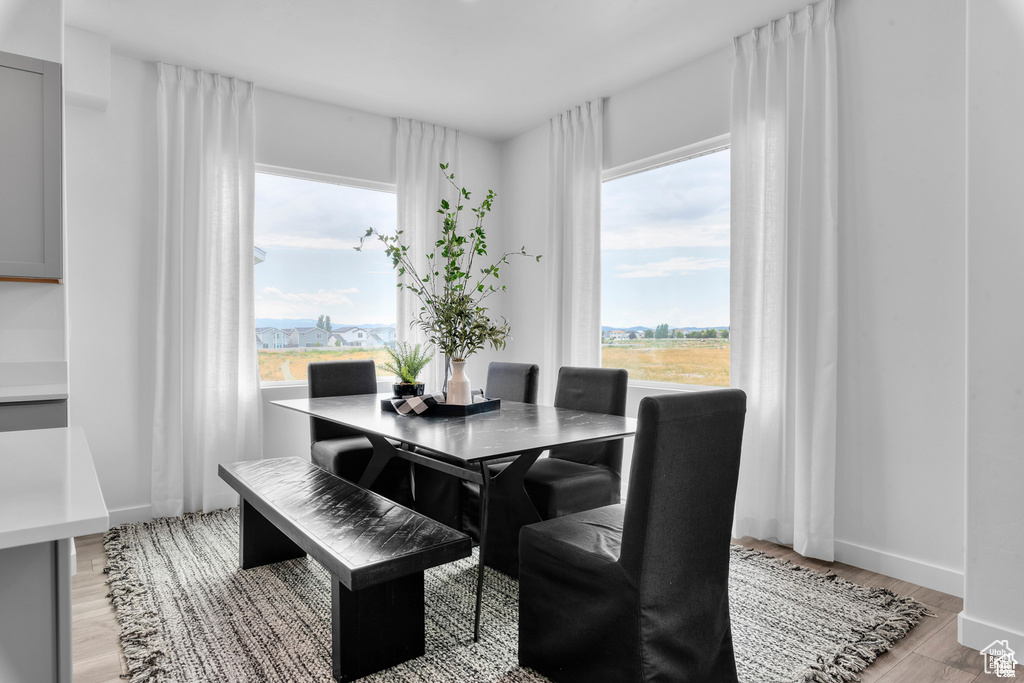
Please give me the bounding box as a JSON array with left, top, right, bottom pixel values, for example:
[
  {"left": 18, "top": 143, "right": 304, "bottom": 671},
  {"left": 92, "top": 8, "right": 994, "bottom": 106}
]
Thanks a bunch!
[{"left": 104, "top": 509, "right": 930, "bottom": 683}]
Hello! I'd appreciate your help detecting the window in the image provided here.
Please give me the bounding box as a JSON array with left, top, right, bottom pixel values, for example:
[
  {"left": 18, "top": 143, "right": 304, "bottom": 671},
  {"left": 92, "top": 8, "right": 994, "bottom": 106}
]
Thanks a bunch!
[
  {"left": 601, "top": 142, "right": 730, "bottom": 387},
  {"left": 253, "top": 170, "right": 398, "bottom": 382}
]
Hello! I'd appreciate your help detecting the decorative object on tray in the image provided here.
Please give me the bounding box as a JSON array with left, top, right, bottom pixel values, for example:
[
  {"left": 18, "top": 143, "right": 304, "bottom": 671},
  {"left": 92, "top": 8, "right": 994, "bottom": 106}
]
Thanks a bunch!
[
  {"left": 382, "top": 394, "right": 500, "bottom": 417},
  {"left": 378, "top": 342, "right": 432, "bottom": 398},
  {"left": 357, "top": 164, "right": 540, "bottom": 404}
]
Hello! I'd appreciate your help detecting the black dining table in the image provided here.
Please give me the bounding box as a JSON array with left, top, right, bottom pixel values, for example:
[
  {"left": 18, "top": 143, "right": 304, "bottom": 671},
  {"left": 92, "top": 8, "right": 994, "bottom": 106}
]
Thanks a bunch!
[{"left": 271, "top": 393, "right": 637, "bottom": 640}]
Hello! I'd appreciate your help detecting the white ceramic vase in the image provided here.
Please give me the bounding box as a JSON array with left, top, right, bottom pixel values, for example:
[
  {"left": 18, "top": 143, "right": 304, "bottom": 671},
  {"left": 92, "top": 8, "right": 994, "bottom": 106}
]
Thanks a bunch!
[{"left": 446, "top": 360, "right": 472, "bottom": 405}]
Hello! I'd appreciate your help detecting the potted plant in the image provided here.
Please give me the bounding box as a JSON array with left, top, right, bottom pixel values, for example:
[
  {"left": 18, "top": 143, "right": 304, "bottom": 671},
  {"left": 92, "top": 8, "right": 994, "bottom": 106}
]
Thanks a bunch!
[
  {"left": 357, "top": 164, "right": 540, "bottom": 404},
  {"left": 379, "top": 342, "right": 432, "bottom": 398}
]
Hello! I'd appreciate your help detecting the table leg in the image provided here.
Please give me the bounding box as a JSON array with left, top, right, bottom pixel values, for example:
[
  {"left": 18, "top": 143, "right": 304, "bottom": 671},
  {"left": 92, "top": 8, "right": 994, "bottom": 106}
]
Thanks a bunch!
[
  {"left": 473, "top": 462, "right": 492, "bottom": 642},
  {"left": 331, "top": 571, "right": 424, "bottom": 682},
  {"left": 479, "top": 448, "right": 543, "bottom": 578},
  {"left": 239, "top": 497, "right": 305, "bottom": 569}
]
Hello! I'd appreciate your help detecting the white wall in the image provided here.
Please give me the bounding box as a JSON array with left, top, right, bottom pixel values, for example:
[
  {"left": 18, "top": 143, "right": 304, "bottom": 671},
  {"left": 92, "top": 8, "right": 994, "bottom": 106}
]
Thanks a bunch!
[
  {"left": 0, "top": 0, "right": 66, "bottom": 366},
  {"left": 500, "top": 0, "right": 967, "bottom": 596},
  {"left": 832, "top": 0, "right": 966, "bottom": 596},
  {"left": 960, "top": 0, "right": 1024, "bottom": 652},
  {"left": 65, "top": 54, "right": 157, "bottom": 523}
]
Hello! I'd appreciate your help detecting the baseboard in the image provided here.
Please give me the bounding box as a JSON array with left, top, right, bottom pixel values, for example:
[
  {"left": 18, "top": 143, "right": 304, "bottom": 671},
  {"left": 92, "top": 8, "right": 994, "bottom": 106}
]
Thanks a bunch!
[
  {"left": 833, "top": 539, "right": 964, "bottom": 597},
  {"left": 959, "top": 612, "right": 1024, "bottom": 652},
  {"left": 107, "top": 504, "right": 153, "bottom": 528}
]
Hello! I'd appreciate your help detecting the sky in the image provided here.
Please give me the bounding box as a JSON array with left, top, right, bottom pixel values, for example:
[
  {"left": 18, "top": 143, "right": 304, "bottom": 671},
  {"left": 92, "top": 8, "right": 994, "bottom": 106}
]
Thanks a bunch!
[
  {"left": 601, "top": 148, "right": 730, "bottom": 329},
  {"left": 253, "top": 173, "right": 397, "bottom": 324},
  {"left": 254, "top": 148, "right": 729, "bottom": 330}
]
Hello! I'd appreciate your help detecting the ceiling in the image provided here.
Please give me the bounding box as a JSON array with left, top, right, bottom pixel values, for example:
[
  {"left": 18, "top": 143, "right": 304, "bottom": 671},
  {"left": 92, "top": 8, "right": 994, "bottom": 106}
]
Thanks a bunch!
[{"left": 64, "top": 0, "right": 813, "bottom": 141}]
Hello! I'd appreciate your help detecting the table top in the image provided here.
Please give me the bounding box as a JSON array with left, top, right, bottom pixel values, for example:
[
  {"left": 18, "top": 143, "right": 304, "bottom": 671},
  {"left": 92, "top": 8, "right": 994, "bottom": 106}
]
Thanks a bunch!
[
  {"left": 0, "top": 427, "right": 109, "bottom": 550},
  {"left": 272, "top": 394, "right": 637, "bottom": 464}
]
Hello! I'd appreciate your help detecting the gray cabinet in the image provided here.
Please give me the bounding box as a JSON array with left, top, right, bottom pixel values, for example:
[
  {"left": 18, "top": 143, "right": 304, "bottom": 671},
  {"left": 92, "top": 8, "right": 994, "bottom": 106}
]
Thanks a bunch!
[
  {"left": 0, "top": 399, "right": 67, "bottom": 432},
  {"left": 0, "top": 50, "right": 63, "bottom": 282}
]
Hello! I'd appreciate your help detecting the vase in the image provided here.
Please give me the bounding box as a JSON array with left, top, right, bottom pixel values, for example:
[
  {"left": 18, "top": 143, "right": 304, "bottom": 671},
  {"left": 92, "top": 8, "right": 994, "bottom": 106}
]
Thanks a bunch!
[{"left": 446, "top": 360, "right": 471, "bottom": 405}]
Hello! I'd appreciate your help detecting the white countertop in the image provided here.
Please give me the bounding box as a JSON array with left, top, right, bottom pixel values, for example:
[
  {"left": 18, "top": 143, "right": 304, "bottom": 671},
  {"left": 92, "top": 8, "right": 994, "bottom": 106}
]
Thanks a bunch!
[
  {"left": 0, "top": 361, "right": 68, "bottom": 403},
  {"left": 0, "top": 427, "right": 109, "bottom": 550}
]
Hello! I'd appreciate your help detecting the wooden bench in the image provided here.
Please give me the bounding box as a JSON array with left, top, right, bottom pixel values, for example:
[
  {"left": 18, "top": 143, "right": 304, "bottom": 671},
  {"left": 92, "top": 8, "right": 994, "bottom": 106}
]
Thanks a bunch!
[{"left": 219, "top": 457, "right": 472, "bottom": 682}]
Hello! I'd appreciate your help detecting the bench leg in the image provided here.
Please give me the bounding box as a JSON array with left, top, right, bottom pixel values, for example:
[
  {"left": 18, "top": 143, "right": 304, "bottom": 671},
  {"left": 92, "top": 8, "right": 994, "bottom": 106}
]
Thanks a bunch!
[
  {"left": 331, "top": 572, "right": 424, "bottom": 682},
  {"left": 239, "top": 497, "right": 306, "bottom": 569}
]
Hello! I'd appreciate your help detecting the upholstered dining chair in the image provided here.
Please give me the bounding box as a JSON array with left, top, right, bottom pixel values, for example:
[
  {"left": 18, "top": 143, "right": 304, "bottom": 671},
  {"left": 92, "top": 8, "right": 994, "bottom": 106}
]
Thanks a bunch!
[
  {"left": 307, "top": 360, "right": 414, "bottom": 507},
  {"left": 415, "top": 361, "right": 540, "bottom": 535},
  {"left": 514, "top": 366, "right": 629, "bottom": 520},
  {"left": 518, "top": 389, "right": 747, "bottom": 683}
]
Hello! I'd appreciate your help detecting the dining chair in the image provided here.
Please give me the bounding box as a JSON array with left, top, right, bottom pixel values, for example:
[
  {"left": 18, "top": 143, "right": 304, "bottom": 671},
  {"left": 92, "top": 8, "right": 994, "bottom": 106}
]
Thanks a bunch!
[
  {"left": 414, "top": 361, "right": 540, "bottom": 536},
  {"left": 518, "top": 389, "right": 747, "bottom": 683},
  {"left": 515, "top": 366, "right": 629, "bottom": 520},
  {"left": 308, "top": 360, "right": 414, "bottom": 507}
]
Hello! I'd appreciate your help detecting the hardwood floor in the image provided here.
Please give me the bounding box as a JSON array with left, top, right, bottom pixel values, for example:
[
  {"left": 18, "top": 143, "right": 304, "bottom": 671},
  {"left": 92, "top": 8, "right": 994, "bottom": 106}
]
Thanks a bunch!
[{"left": 71, "top": 532, "right": 1019, "bottom": 682}]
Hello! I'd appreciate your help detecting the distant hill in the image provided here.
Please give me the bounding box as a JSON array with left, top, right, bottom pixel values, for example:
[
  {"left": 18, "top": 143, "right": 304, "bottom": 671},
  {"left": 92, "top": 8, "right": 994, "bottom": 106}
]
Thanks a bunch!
[
  {"left": 255, "top": 319, "right": 395, "bottom": 330},
  {"left": 601, "top": 325, "right": 728, "bottom": 332}
]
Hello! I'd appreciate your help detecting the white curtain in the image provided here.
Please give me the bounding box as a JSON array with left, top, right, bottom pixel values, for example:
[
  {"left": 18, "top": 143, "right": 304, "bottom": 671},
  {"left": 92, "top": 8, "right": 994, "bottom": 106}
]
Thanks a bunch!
[
  {"left": 542, "top": 99, "right": 604, "bottom": 403},
  {"left": 730, "top": 0, "right": 838, "bottom": 560},
  {"left": 152, "top": 63, "right": 262, "bottom": 518},
  {"left": 395, "top": 118, "right": 462, "bottom": 393}
]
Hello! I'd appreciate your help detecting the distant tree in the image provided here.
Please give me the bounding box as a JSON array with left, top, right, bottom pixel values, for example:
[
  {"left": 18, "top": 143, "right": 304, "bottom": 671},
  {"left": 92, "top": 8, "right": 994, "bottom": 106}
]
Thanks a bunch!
[
  {"left": 643, "top": 329, "right": 654, "bottom": 339},
  {"left": 721, "top": 329, "right": 729, "bottom": 339},
  {"left": 676, "top": 331, "right": 685, "bottom": 339},
  {"left": 316, "top": 314, "right": 333, "bottom": 333},
  {"left": 685, "top": 330, "right": 700, "bottom": 339},
  {"left": 655, "top": 323, "right": 670, "bottom": 339},
  {"left": 703, "top": 328, "right": 717, "bottom": 339}
]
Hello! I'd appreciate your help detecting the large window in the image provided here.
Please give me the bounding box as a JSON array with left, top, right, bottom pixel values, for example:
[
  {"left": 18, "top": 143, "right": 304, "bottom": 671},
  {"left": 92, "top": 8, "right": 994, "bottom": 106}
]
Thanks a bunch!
[
  {"left": 601, "top": 144, "right": 730, "bottom": 387},
  {"left": 253, "top": 171, "right": 397, "bottom": 382}
]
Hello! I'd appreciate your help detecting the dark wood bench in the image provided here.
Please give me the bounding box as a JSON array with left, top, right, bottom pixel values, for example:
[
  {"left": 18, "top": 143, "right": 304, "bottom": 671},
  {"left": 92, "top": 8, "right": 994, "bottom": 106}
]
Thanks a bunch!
[{"left": 219, "top": 457, "right": 472, "bottom": 682}]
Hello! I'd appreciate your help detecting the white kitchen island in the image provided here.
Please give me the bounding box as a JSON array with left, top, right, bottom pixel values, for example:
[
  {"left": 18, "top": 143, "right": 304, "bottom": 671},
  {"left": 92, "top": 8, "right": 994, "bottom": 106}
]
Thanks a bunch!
[{"left": 0, "top": 427, "right": 109, "bottom": 683}]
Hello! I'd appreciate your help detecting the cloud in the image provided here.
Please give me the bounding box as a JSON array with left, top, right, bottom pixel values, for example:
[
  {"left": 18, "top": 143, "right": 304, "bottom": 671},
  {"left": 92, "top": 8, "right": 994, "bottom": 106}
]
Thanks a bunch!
[
  {"left": 602, "top": 222, "right": 729, "bottom": 250},
  {"left": 614, "top": 256, "right": 729, "bottom": 278},
  {"left": 255, "top": 233, "right": 385, "bottom": 251},
  {"left": 255, "top": 287, "right": 362, "bottom": 318}
]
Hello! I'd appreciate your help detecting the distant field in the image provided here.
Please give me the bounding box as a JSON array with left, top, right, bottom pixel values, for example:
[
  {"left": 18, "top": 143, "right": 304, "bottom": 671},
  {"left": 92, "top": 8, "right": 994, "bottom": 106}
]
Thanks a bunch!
[
  {"left": 257, "top": 347, "right": 392, "bottom": 382},
  {"left": 601, "top": 339, "right": 730, "bottom": 387},
  {"left": 259, "top": 340, "right": 729, "bottom": 387}
]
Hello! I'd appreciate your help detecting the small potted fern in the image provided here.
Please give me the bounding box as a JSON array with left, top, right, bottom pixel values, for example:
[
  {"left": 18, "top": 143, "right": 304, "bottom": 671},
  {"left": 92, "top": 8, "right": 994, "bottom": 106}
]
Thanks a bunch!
[{"left": 379, "top": 342, "right": 432, "bottom": 398}]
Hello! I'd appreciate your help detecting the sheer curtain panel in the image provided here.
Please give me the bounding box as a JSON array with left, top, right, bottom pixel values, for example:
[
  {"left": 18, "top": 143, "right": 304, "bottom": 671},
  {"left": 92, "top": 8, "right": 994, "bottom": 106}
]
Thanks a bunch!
[
  {"left": 730, "top": 0, "right": 838, "bottom": 560},
  {"left": 542, "top": 99, "right": 603, "bottom": 402},
  {"left": 152, "top": 63, "right": 262, "bottom": 518},
  {"left": 395, "top": 119, "right": 462, "bottom": 393}
]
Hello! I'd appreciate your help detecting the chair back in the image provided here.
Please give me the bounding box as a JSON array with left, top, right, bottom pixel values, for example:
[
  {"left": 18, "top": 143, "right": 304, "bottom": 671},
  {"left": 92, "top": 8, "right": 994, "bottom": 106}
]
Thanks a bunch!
[
  {"left": 548, "top": 366, "right": 629, "bottom": 473},
  {"left": 619, "top": 389, "right": 746, "bottom": 621},
  {"left": 308, "top": 360, "right": 378, "bottom": 443},
  {"left": 485, "top": 362, "right": 540, "bottom": 403}
]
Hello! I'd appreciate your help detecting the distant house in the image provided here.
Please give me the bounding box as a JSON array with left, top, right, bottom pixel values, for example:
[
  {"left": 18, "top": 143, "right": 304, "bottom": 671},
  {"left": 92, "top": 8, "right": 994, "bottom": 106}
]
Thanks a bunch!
[
  {"left": 327, "top": 332, "right": 346, "bottom": 347},
  {"left": 287, "top": 327, "right": 329, "bottom": 347},
  {"left": 377, "top": 327, "right": 397, "bottom": 344},
  {"left": 256, "top": 327, "right": 287, "bottom": 349},
  {"left": 606, "top": 329, "right": 630, "bottom": 340},
  {"left": 334, "top": 326, "right": 371, "bottom": 346}
]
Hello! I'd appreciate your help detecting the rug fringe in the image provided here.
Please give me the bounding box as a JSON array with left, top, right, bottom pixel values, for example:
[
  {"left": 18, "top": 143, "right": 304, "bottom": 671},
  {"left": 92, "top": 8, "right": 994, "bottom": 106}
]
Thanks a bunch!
[
  {"left": 731, "top": 546, "right": 935, "bottom": 683},
  {"left": 104, "top": 511, "right": 223, "bottom": 682}
]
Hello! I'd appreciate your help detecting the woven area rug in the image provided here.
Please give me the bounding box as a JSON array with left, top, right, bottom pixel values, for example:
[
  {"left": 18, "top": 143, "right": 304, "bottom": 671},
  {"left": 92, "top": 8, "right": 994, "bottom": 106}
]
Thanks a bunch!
[{"left": 104, "top": 509, "right": 930, "bottom": 683}]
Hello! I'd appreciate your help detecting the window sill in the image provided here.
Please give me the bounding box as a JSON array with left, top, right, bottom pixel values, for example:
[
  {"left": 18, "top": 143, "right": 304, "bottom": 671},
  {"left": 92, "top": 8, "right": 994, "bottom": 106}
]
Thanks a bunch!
[{"left": 626, "top": 379, "right": 731, "bottom": 393}]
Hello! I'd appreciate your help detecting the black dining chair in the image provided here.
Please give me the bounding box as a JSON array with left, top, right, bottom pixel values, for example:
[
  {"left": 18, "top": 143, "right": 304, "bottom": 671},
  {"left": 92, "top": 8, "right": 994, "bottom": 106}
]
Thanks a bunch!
[
  {"left": 308, "top": 360, "right": 414, "bottom": 507},
  {"left": 513, "top": 366, "right": 629, "bottom": 520},
  {"left": 414, "top": 361, "right": 540, "bottom": 536},
  {"left": 518, "top": 389, "right": 747, "bottom": 683}
]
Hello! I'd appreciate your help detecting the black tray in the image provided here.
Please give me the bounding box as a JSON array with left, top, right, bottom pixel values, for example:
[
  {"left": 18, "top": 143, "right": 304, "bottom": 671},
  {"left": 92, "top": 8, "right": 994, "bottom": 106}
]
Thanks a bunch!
[{"left": 381, "top": 397, "right": 500, "bottom": 416}]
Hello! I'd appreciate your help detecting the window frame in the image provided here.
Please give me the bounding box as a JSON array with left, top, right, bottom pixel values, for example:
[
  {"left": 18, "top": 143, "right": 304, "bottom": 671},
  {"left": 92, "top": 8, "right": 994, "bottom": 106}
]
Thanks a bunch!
[
  {"left": 253, "top": 164, "right": 397, "bottom": 388},
  {"left": 600, "top": 133, "right": 731, "bottom": 392}
]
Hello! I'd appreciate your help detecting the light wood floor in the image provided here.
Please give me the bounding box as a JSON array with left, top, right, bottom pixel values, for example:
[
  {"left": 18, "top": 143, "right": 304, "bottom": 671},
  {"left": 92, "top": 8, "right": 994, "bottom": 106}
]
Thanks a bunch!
[{"left": 71, "top": 532, "right": 1020, "bottom": 683}]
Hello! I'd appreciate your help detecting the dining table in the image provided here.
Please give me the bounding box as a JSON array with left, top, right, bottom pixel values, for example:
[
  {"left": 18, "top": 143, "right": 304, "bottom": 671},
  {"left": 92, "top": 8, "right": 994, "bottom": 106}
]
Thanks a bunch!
[{"left": 271, "top": 393, "right": 637, "bottom": 640}]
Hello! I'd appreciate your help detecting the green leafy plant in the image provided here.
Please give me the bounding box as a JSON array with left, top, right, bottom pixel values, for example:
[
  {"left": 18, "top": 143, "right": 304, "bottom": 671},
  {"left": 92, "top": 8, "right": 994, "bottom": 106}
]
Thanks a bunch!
[
  {"left": 378, "top": 342, "right": 433, "bottom": 384},
  {"left": 356, "top": 164, "right": 540, "bottom": 362}
]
